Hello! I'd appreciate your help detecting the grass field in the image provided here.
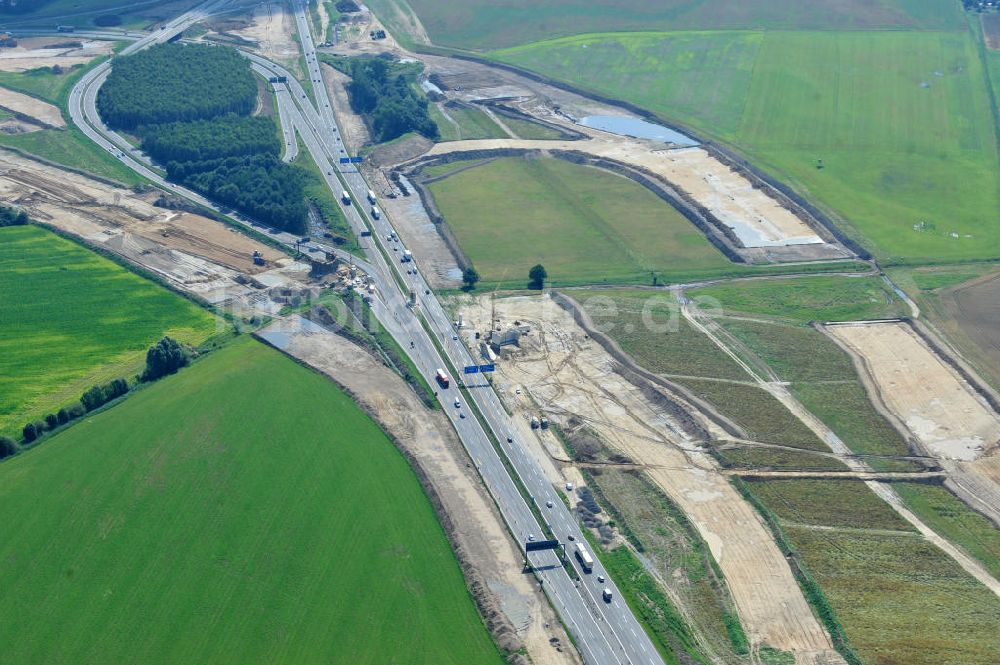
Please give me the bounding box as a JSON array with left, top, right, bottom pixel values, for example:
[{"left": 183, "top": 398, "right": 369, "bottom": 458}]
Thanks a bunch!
[
  {"left": 494, "top": 29, "right": 1000, "bottom": 264},
  {"left": 713, "top": 445, "right": 848, "bottom": 472},
  {"left": 369, "top": 0, "right": 963, "bottom": 50},
  {"left": 0, "top": 127, "right": 146, "bottom": 186},
  {"left": 430, "top": 103, "right": 509, "bottom": 141},
  {"left": 427, "top": 156, "right": 735, "bottom": 286},
  {"left": 571, "top": 289, "right": 750, "bottom": 380},
  {"left": 499, "top": 115, "right": 566, "bottom": 140},
  {"left": 0, "top": 225, "right": 216, "bottom": 437},
  {"left": 691, "top": 275, "right": 907, "bottom": 323},
  {"left": 0, "top": 337, "right": 502, "bottom": 664},
  {"left": 743, "top": 478, "right": 1000, "bottom": 665},
  {"left": 894, "top": 482, "right": 1000, "bottom": 580}
]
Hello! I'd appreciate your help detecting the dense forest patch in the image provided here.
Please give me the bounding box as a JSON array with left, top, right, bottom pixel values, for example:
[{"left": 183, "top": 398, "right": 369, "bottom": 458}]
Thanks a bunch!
[
  {"left": 98, "top": 43, "right": 307, "bottom": 233},
  {"left": 97, "top": 43, "right": 256, "bottom": 131}
]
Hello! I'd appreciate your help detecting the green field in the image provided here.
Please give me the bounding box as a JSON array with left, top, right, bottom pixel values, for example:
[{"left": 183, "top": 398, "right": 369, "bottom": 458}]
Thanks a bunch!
[
  {"left": 690, "top": 275, "right": 906, "bottom": 323},
  {"left": 494, "top": 29, "right": 1000, "bottom": 263},
  {"left": 0, "top": 225, "right": 216, "bottom": 437},
  {"left": 427, "top": 156, "right": 735, "bottom": 286},
  {"left": 430, "top": 103, "right": 508, "bottom": 141},
  {"left": 369, "top": 0, "right": 963, "bottom": 50},
  {"left": 0, "top": 337, "right": 502, "bottom": 664},
  {"left": 0, "top": 127, "right": 146, "bottom": 186},
  {"left": 742, "top": 478, "right": 1000, "bottom": 665}
]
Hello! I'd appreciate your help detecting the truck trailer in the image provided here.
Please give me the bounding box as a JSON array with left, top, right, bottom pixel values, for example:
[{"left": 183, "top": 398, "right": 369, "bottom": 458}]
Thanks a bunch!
[
  {"left": 371, "top": 205, "right": 381, "bottom": 220},
  {"left": 367, "top": 189, "right": 377, "bottom": 204},
  {"left": 575, "top": 542, "right": 594, "bottom": 572}
]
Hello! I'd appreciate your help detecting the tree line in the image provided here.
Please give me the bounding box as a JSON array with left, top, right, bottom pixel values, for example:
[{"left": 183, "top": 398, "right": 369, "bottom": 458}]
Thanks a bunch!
[
  {"left": 97, "top": 43, "right": 257, "bottom": 130},
  {"left": 336, "top": 55, "right": 438, "bottom": 143},
  {"left": 1, "top": 338, "right": 191, "bottom": 461}
]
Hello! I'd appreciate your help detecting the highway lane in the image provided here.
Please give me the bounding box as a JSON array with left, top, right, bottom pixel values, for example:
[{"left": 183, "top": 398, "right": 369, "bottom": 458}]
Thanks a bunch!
[{"left": 286, "top": 5, "right": 662, "bottom": 663}]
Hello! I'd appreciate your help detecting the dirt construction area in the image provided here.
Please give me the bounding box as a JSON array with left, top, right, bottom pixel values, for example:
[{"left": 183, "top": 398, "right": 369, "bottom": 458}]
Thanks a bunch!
[
  {"left": 0, "top": 37, "right": 112, "bottom": 72},
  {"left": 229, "top": 2, "right": 299, "bottom": 62},
  {"left": 0, "top": 149, "right": 295, "bottom": 313},
  {"left": 255, "top": 315, "right": 579, "bottom": 665},
  {"left": 454, "top": 293, "right": 845, "bottom": 664},
  {"left": 0, "top": 87, "right": 64, "bottom": 128},
  {"left": 827, "top": 321, "right": 1000, "bottom": 462}
]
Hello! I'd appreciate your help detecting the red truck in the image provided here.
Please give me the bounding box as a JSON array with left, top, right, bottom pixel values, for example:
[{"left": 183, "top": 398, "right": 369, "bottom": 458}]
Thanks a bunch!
[{"left": 435, "top": 369, "right": 450, "bottom": 388}]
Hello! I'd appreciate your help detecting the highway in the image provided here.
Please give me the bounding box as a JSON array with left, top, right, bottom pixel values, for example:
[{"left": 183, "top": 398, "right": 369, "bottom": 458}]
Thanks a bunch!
[{"left": 63, "top": 1, "right": 663, "bottom": 662}]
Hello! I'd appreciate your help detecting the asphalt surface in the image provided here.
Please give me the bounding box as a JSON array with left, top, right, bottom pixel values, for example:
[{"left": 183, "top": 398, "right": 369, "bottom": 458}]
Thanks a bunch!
[{"left": 63, "top": 2, "right": 664, "bottom": 662}]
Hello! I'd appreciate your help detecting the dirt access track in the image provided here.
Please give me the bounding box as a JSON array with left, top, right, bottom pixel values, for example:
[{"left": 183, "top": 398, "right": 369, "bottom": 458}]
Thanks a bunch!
[
  {"left": 256, "top": 315, "right": 579, "bottom": 665},
  {"left": 0, "top": 87, "right": 64, "bottom": 128},
  {"left": 455, "top": 294, "right": 845, "bottom": 664}
]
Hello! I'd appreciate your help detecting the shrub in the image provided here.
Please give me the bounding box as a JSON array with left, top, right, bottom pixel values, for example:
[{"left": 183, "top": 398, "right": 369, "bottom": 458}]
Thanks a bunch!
[
  {"left": 67, "top": 402, "right": 86, "bottom": 420},
  {"left": 0, "top": 435, "right": 18, "bottom": 459},
  {"left": 143, "top": 336, "right": 189, "bottom": 381},
  {"left": 57, "top": 408, "right": 70, "bottom": 425},
  {"left": 44, "top": 413, "right": 58, "bottom": 430}
]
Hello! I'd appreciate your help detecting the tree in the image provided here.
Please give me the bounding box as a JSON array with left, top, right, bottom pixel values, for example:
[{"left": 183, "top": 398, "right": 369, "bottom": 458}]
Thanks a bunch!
[
  {"left": 0, "top": 435, "right": 17, "bottom": 459},
  {"left": 81, "top": 384, "right": 106, "bottom": 412},
  {"left": 462, "top": 266, "right": 480, "bottom": 291},
  {"left": 44, "top": 413, "right": 58, "bottom": 430},
  {"left": 143, "top": 336, "right": 189, "bottom": 381},
  {"left": 57, "top": 408, "right": 70, "bottom": 425},
  {"left": 528, "top": 264, "right": 547, "bottom": 290}
]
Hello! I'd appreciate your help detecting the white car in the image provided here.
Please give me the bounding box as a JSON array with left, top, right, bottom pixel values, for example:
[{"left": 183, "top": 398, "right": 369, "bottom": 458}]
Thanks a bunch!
[
  {"left": 546, "top": 501, "right": 553, "bottom": 508},
  {"left": 528, "top": 534, "right": 535, "bottom": 542}
]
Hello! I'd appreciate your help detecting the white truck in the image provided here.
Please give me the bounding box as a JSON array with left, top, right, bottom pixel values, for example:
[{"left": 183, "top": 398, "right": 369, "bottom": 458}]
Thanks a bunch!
[
  {"left": 341, "top": 190, "right": 351, "bottom": 205},
  {"left": 371, "top": 205, "right": 381, "bottom": 220},
  {"left": 602, "top": 588, "right": 613, "bottom": 603},
  {"left": 367, "top": 189, "right": 377, "bottom": 204},
  {"left": 575, "top": 542, "right": 594, "bottom": 572},
  {"left": 402, "top": 249, "right": 413, "bottom": 262}
]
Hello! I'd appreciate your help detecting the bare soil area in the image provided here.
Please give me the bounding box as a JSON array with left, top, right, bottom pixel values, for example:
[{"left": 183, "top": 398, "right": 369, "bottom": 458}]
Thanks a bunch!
[
  {"left": 320, "top": 62, "right": 370, "bottom": 153},
  {"left": 941, "top": 271, "right": 1000, "bottom": 390},
  {"left": 256, "top": 315, "right": 579, "bottom": 665},
  {"left": 983, "top": 13, "right": 1000, "bottom": 50},
  {"left": 0, "top": 86, "right": 64, "bottom": 127},
  {"left": 231, "top": 2, "right": 299, "bottom": 62},
  {"left": 0, "top": 38, "right": 111, "bottom": 72},
  {"left": 0, "top": 149, "right": 298, "bottom": 314},
  {"left": 454, "top": 293, "right": 844, "bottom": 662},
  {"left": 828, "top": 321, "right": 1000, "bottom": 462}
]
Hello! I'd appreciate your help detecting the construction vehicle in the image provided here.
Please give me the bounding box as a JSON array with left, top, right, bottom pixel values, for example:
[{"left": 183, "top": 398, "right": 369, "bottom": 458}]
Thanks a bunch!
[
  {"left": 531, "top": 416, "right": 540, "bottom": 429},
  {"left": 252, "top": 250, "right": 265, "bottom": 266}
]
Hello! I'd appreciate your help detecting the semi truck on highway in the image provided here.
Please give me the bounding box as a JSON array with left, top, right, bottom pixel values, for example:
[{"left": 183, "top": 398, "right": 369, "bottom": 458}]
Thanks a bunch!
[
  {"left": 576, "top": 542, "right": 594, "bottom": 572},
  {"left": 435, "top": 369, "right": 450, "bottom": 388},
  {"left": 402, "top": 249, "right": 413, "bottom": 262}
]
